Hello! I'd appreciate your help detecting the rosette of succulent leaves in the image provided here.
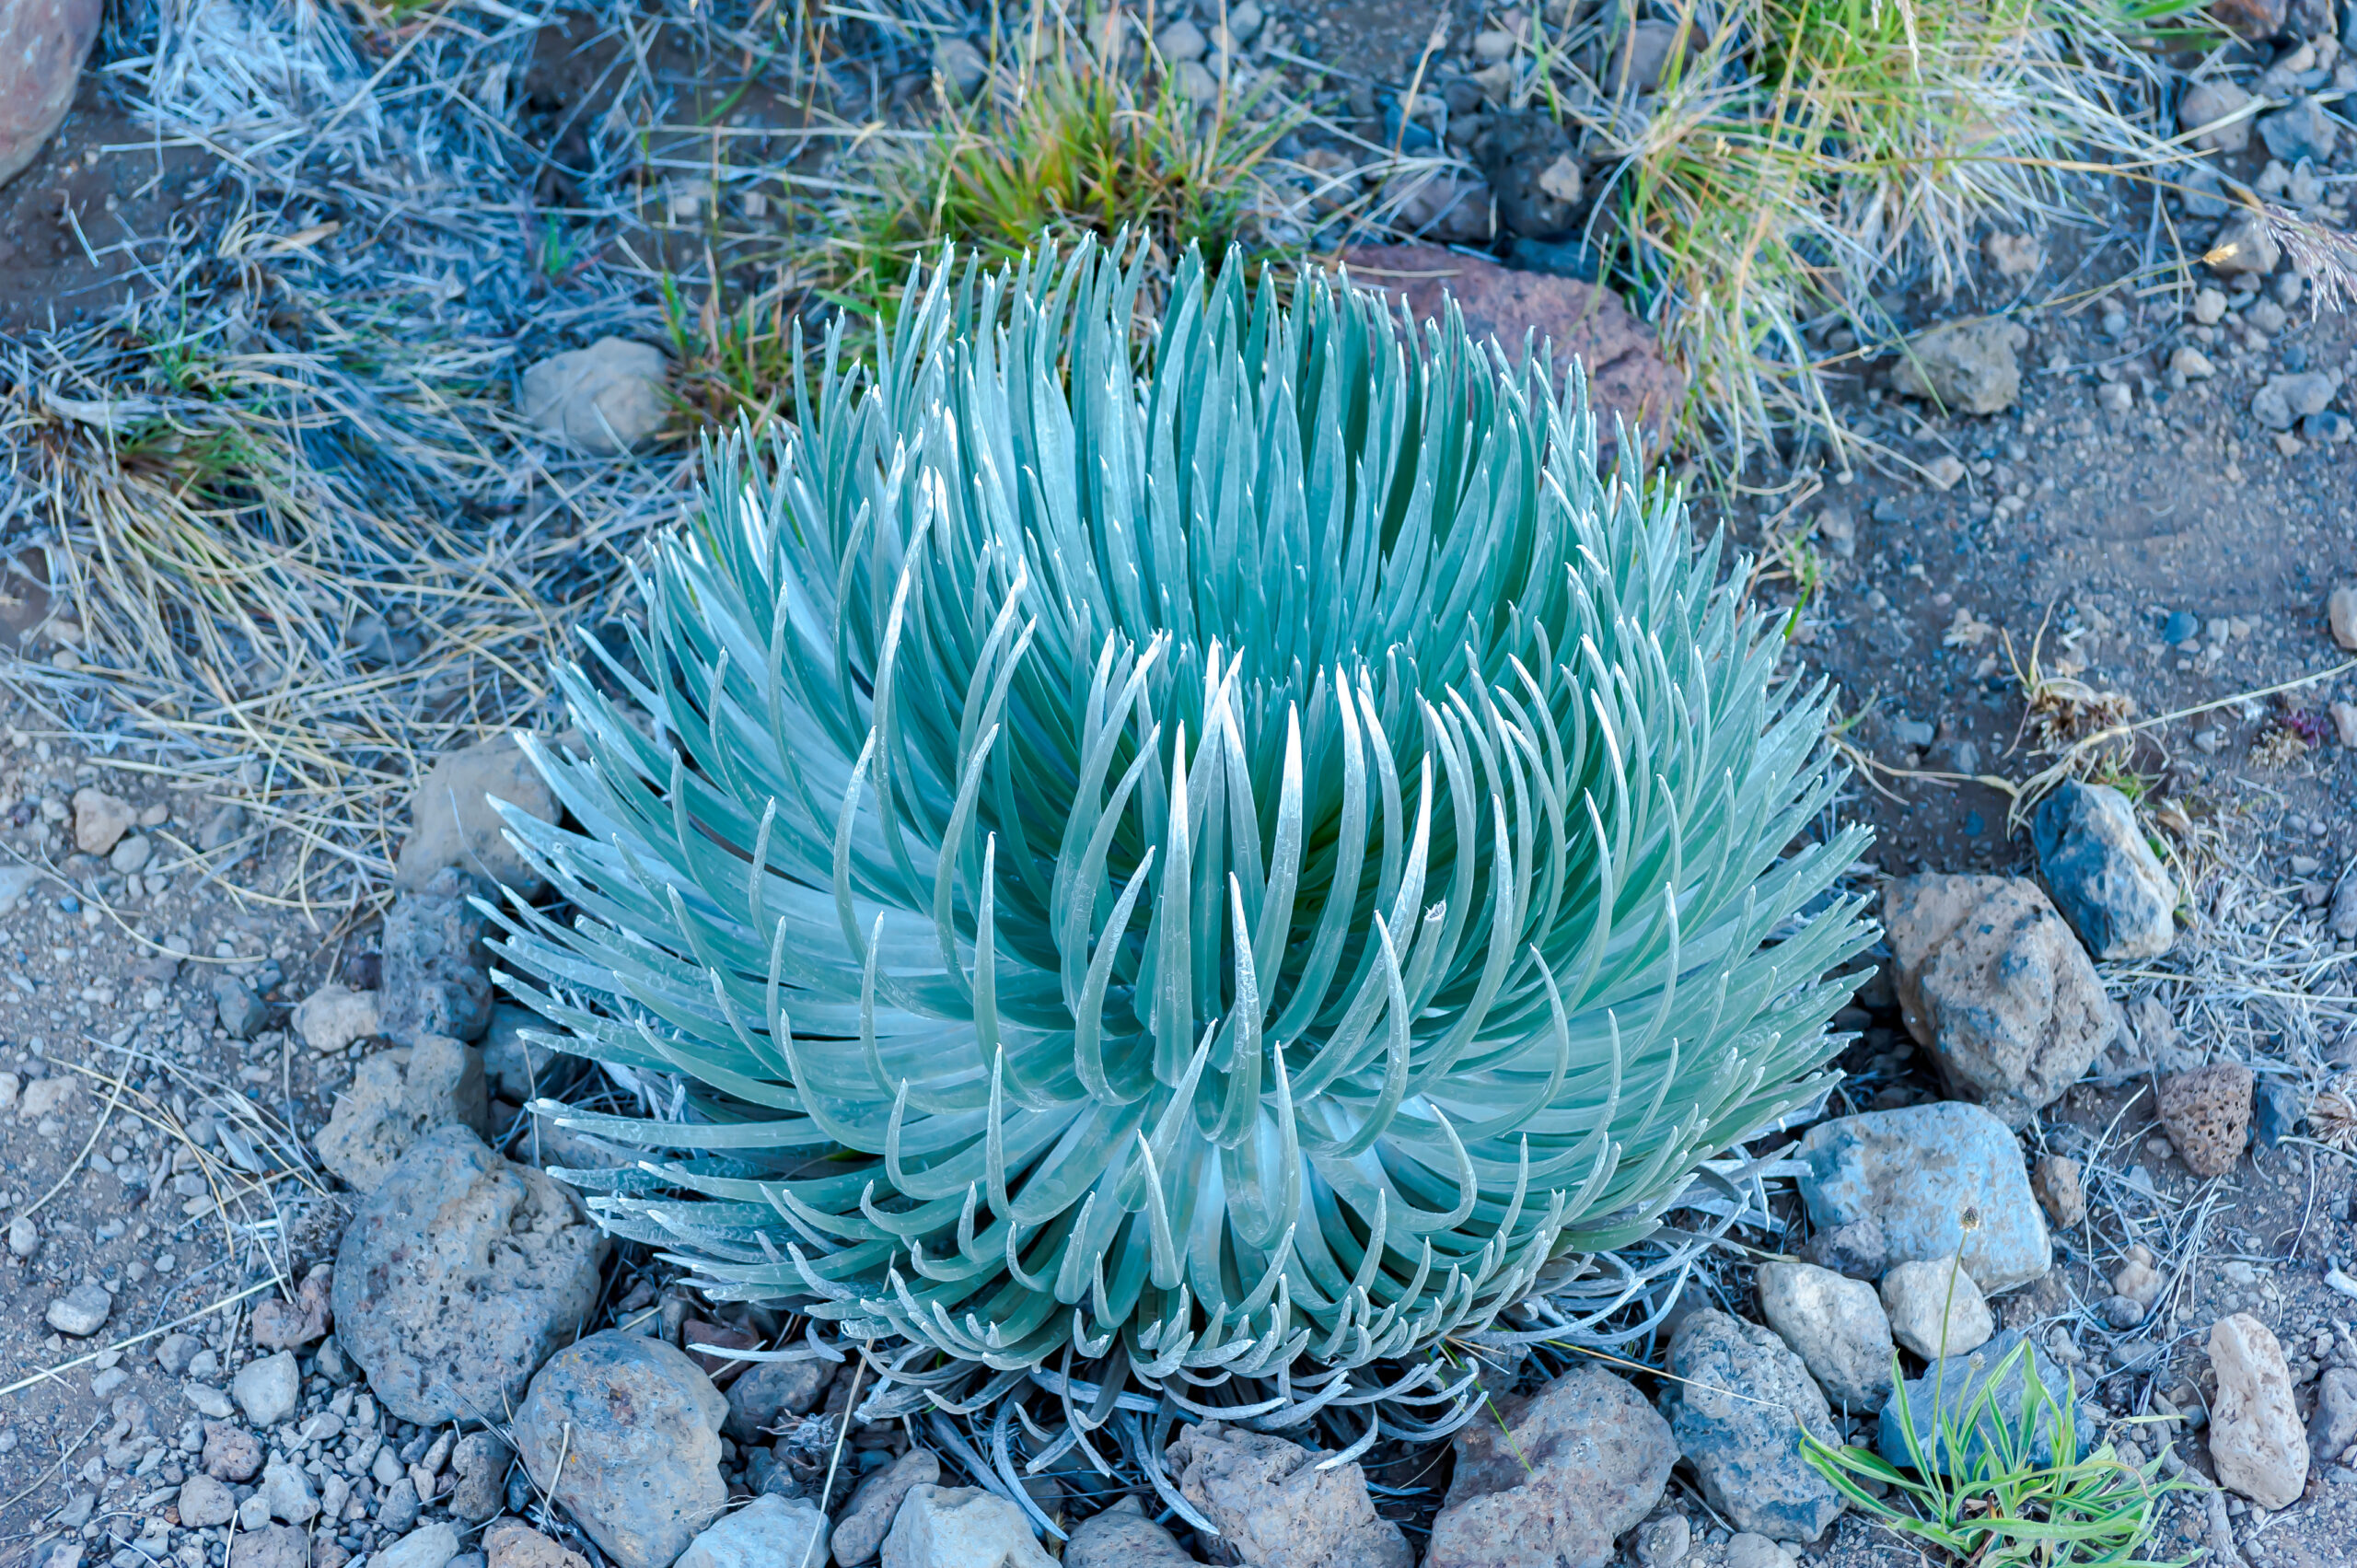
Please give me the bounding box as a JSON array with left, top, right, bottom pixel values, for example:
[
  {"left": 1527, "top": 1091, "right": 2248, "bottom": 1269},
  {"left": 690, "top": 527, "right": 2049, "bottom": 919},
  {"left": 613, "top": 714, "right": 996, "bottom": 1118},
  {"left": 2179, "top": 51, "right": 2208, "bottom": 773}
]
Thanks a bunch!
[{"left": 492, "top": 238, "right": 1870, "bottom": 1436}]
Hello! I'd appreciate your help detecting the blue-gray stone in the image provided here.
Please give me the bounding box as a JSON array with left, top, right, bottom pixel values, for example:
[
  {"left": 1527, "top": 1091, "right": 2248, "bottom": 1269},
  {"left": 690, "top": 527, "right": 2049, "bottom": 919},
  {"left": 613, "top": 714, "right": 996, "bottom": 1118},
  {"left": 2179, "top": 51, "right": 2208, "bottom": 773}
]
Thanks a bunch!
[
  {"left": 1659, "top": 1310, "right": 1844, "bottom": 1543},
  {"left": 2161, "top": 610, "right": 2199, "bottom": 645},
  {"left": 1876, "top": 1330, "right": 2091, "bottom": 1474},
  {"left": 2031, "top": 782, "right": 2176, "bottom": 960},
  {"left": 2253, "top": 1078, "right": 2302, "bottom": 1147},
  {"left": 1795, "top": 1101, "right": 2051, "bottom": 1291}
]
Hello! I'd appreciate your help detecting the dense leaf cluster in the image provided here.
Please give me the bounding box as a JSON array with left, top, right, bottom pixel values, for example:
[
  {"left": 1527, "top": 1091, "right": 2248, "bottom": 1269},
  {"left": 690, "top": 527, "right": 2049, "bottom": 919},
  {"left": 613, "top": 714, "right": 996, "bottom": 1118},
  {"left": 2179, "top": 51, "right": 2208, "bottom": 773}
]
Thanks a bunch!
[{"left": 495, "top": 241, "right": 1869, "bottom": 1384}]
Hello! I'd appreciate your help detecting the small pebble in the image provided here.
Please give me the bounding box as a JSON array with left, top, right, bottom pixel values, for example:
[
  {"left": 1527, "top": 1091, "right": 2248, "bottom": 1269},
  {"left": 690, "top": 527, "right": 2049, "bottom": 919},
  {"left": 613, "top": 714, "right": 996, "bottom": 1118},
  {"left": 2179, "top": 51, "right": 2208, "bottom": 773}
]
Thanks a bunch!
[{"left": 46, "top": 1283, "right": 112, "bottom": 1338}]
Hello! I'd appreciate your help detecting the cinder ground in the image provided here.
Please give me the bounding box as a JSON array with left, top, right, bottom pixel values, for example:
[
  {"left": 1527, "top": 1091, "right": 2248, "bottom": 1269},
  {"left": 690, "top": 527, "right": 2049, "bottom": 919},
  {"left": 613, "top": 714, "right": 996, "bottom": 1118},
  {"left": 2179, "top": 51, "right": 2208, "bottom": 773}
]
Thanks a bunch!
[{"left": 3, "top": 5, "right": 2355, "bottom": 1568}]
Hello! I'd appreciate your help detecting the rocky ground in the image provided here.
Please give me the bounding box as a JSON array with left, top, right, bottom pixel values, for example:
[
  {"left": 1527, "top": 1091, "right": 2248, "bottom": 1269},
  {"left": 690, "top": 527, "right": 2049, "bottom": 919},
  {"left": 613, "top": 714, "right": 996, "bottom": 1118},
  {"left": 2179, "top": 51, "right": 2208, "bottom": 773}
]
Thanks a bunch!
[{"left": 6, "top": 3, "right": 2357, "bottom": 1568}]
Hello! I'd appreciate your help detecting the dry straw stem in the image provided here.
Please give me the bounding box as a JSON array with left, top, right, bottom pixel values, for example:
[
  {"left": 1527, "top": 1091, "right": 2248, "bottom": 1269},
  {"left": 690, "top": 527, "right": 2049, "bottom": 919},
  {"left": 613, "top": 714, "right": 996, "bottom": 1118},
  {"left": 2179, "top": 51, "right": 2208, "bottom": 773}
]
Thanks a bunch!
[{"left": 1535, "top": 0, "right": 2214, "bottom": 471}]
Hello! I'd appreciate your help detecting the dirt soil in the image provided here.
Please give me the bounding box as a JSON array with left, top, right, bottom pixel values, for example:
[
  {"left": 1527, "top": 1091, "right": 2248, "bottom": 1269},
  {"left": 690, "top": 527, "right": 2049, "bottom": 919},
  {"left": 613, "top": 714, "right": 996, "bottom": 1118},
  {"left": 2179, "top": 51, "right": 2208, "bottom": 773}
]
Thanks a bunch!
[{"left": 5, "top": 6, "right": 2357, "bottom": 1568}]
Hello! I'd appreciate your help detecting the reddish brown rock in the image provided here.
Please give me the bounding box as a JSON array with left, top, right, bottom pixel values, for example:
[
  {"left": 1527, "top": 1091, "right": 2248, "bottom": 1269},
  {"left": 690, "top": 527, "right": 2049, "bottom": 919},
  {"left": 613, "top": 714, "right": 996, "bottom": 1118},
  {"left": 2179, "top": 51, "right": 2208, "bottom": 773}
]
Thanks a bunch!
[
  {"left": 1337, "top": 244, "right": 1685, "bottom": 463},
  {"left": 252, "top": 1264, "right": 333, "bottom": 1350},
  {"left": 2159, "top": 1062, "right": 2254, "bottom": 1178},
  {"left": 0, "top": 0, "right": 102, "bottom": 189},
  {"left": 2209, "top": 0, "right": 2288, "bottom": 39}
]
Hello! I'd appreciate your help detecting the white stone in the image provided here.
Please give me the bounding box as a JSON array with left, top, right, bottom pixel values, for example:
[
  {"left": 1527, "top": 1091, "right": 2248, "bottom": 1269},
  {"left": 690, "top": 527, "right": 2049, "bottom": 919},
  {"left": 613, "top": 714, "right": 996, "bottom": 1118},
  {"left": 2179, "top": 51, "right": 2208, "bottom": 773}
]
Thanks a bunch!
[
  {"left": 232, "top": 1350, "right": 301, "bottom": 1427},
  {"left": 294, "top": 985, "right": 381, "bottom": 1055},
  {"left": 880, "top": 1486, "right": 1054, "bottom": 1568},
  {"left": 519, "top": 340, "right": 668, "bottom": 454},
  {"left": 261, "top": 1456, "right": 318, "bottom": 1524},
  {"left": 1755, "top": 1260, "right": 1894, "bottom": 1407},
  {"left": 1879, "top": 1255, "right": 1994, "bottom": 1359},
  {"left": 2208, "top": 1314, "right": 2307, "bottom": 1509},
  {"left": 1154, "top": 19, "right": 1207, "bottom": 62},
  {"left": 45, "top": 1283, "right": 110, "bottom": 1337},
  {"left": 674, "top": 1495, "right": 827, "bottom": 1568},
  {"left": 374, "top": 1523, "right": 460, "bottom": 1568}
]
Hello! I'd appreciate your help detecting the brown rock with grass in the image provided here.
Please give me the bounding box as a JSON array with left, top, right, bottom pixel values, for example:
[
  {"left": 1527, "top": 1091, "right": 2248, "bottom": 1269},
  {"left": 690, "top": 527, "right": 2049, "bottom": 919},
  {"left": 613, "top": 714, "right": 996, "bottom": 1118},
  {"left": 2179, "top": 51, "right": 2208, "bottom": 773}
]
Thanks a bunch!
[
  {"left": 1335, "top": 244, "right": 1685, "bottom": 466},
  {"left": 1167, "top": 1421, "right": 1412, "bottom": 1568},
  {"left": 2159, "top": 1063, "right": 2253, "bottom": 1178},
  {"left": 1887, "top": 318, "right": 2028, "bottom": 416},
  {"left": 0, "top": 0, "right": 103, "bottom": 188},
  {"left": 1884, "top": 875, "right": 2112, "bottom": 1126},
  {"left": 1425, "top": 1364, "right": 1676, "bottom": 1568}
]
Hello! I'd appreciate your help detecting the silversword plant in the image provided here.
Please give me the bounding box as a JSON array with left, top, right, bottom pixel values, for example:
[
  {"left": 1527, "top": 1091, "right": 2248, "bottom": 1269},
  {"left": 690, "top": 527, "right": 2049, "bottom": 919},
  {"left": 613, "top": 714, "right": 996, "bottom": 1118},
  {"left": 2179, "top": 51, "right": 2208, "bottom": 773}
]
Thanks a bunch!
[{"left": 495, "top": 239, "right": 1870, "bottom": 1398}]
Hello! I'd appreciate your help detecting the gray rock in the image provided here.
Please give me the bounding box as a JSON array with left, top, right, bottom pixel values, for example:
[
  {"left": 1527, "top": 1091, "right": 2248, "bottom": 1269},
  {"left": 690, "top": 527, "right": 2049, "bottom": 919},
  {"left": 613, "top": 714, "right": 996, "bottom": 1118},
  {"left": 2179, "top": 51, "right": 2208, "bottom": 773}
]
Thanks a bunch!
[
  {"left": 1879, "top": 1255, "right": 1994, "bottom": 1359},
  {"left": 1795, "top": 1101, "right": 2051, "bottom": 1291},
  {"left": 334, "top": 1124, "right": 607, "bottom": 1425},
  {"left": 1658, "top": 1311, "right": 1843, "bottom": 1542},
  {"left": 45, "top": 1283, "right": 111, "bottom": 1337},
  {"left": 294, "top": 985, "right": 380, "bottom": 1055},
  {"left": 2258, "top": 96, "right": 2341, "bottom": 163},
  {"left": 72, "top": 787, "right": 133, "bottom": 854},
  {"left": 380, "top": 867, "right": 497, "bottom": 1043},
  {"left": 880, "top": 1486, "right": 1054, "bottom": 1568},
  {"left": 1801, "top": 1215, "right": 1888, "bottom": 1280},
  {"left": 228, "top": 1526, "right": 309, "bottom": 1568},
  {"left": 931, "top": 37, "right": 987, "bottom": 98},
  {"left": 1425, "top": 1365, "right": 1676, "bottom": 1568},
  {"left": 212, "top": 976, "right": 270, "bottom": 1040},
  {"left": 377, "top": 1477, "right": 422, "bottom": 1537},
  {"left": 721, "top": 1356, "right": 834, "bottom": 1445},
  {"left": 1063, "top": 1497, "right": 1193, "bottom": 1567},
  {"left": 1877, "top": 1329, "right": 2085, "bottom": 1473},
  {"left": 1476, "top": 111, "right": 1582, "bottom": 238},
  {"left": 1887, "top": 318, "right": 2028, "bottom": 415},
  {"left": 396, "top": 735, "right": 563, "bottom": 900},
  {"left": 520, "top": 339, "right": 668, "bottom": 454},
  {"left": 833, "top": 1447, "right": 942, "bottom": 1565},
  {"left": 2179, "top": 79, "right": 2253, "bottom": 153},
  {"left": 1754, "top": 1261, "right": 1895, "bottom": 1408},
  {"left": 314, "top": 1034, "right": 490, "bottom": 1193},
  {"left": 1393, "top": 170, "right": 1495, "bottom": 245},
  {"left": 448, "top": 1431, "right": 513, "bottom": 1522},
  {"left": 374, "top": 1524, "right": 460, "bottom": 1568},
  {"left": 1167, "top": 1421, "right": 1411, "bottom": 1568},
  {"left": 2310, "top": 1367, "right": 2357, "bottom": 1463},
  {"left": 201, "top": 1421, "right": 261, "bottom": 1481},
  {"left": 1884, "top": 875, "right": 2112, "bottom": 1124},
  {"left": 177, "top": 1474, "right": 236, "bottom": 1527},
  {"left": 1154, "top": 19, "right": 1205, "bottom": 61},
  {"left": 513, "top": 1331, "right": 728, "bottom": 1568},
  {"left": 2252, "top": 371, "right": 2343, "bottom": 431},
  {"left": 673, "top": 1494, "right": 827, "bottom": 1568},
  {"left": 260, "top": 1455, "right": 316, "bottom": 1523},
  {"left": 2031, "top": 783, "right": 2177, "bottom": 959},
  {"left": 1634, "top": 1515, "right": 1691, "bottom": 1568},
  {"left": 2209, "top": 210, "right": 2280, "bottom": 276},
  {"left": 1604, "top": 18, "right": 1690, "bottom": 94},
  {"left": 1725, "top": 1534, "right": 1794, "bottom": 1568},
  {"left": 481, "top": 1002, "right": 563, "bottom": 1105},
  {"left": 233, "top": 1351, "right": 300, "bottom": 1428}
]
